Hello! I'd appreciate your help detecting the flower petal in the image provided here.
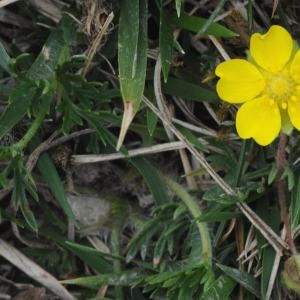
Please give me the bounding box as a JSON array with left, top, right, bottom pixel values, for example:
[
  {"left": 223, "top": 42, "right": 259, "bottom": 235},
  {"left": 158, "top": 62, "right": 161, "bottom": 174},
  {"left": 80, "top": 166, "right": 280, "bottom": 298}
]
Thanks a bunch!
[
  {"left": 236, "top": 96, "right": 281, "bottom": 146},
  {"left": 288, "top": 95, "right": 300, "bottom": 130},
  {"left": 250, "top": 25, "right": 293, "bottom": 73},
  {"left": 216, "top": 59, "right": 265, "bottom": 103},
  {"left": 289, "top": 50, "right": 300, "bottom": 83}
]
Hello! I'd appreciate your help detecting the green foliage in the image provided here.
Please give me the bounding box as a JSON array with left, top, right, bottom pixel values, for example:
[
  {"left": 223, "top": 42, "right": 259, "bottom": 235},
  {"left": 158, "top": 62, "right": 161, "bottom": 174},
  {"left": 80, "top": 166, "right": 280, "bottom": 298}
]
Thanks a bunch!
[
  {"left": 118, "top": 0, "right": 148, "bottom": 108},
  {"left": 1, "top": 1, "right": 299, "bottom": 299}
]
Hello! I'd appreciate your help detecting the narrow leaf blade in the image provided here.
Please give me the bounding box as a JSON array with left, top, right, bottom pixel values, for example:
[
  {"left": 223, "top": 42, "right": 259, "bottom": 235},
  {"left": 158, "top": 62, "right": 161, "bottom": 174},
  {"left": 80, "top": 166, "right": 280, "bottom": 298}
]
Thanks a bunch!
[{"left": 0, "top": 41, "right": 10, "bottom": 72}]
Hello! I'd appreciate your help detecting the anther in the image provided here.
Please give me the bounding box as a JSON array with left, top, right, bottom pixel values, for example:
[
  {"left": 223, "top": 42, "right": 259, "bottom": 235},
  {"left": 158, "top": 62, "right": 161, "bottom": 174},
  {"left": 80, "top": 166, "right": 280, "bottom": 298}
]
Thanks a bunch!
[
  {"left": 281, "top": 102, "right": 287, "bottom": 109},
  {"left": 268, "top": 98, "right": 275, "bottom": 106}
]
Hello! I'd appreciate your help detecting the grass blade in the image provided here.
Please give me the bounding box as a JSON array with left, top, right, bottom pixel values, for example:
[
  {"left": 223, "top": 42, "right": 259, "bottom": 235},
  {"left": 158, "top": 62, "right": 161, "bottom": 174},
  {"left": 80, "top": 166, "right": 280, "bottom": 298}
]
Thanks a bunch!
[
  {"left": 117, "top": 0, "right": 148, "bottom": 149},
  {"left": 0, "top": 41, "right": 10, "bottom": 72},
  {"left": 30, "top": 136, "right": 78, "bottom": 227}
]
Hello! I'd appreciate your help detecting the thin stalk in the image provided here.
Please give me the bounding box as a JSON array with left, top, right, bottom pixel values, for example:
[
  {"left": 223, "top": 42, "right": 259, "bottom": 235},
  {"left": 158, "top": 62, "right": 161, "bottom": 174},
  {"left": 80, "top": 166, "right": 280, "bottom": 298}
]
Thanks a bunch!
[
  {"left": 276, "top": 134, "right": 297, "bottom": 255},
  {"left": 164, "top": 176, "right": 212, "bottom": 266},
  {"left": 15, "top": 106, "right": 48, "bottom": 151}
]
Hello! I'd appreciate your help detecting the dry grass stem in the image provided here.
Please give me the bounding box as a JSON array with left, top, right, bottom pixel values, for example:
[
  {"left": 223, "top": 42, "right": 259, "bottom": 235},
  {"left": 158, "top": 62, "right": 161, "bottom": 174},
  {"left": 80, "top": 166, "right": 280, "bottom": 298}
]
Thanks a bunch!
[
  {"left": 81, "top": 11, "right": 114, "bottom": 76},
  {"left": 142, "top": 95, "right": 288, "bottom": 253},
  {"left": 0, "top": 239, "right": 75, "bottom": 300},
  {"left": 0, "top": 0, "right": 19, "bottom": 8}
]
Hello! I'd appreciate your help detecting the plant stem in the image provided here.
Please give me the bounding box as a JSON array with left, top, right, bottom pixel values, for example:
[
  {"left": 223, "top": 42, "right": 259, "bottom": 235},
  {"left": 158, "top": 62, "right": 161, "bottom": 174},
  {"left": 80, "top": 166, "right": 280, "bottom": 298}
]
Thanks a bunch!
[
  {"left": 276, "top": 133, "right": 297, "bottom": 255},
  {"left": 15, "top": 107, "right": 48, "bottom": 151},
  {"left": 164, "top": 176, "right": 212, "bottom": 266}
]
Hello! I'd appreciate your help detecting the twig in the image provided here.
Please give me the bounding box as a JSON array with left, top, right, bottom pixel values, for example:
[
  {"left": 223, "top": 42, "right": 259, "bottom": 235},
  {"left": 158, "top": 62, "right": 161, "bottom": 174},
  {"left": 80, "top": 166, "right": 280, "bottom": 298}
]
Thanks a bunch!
[
  {"left": 265, "top": 228, "right": 286, "bottom": 300},
  {"left": 0, "top": 239, "right": 75, "bottom": 300},
  {"left": 142, "top": 95, "right": 288, "bottom": 253},
  {"left": 73, "top": 140, "right": 203, "bottom": 163},
  {"left": 44, "top": 129, "right": 96, "bottom": 152},
  {"left": 81, "top": 12, "right": 114, "bottom": 76},
  {"left": 0, "top": 0, "right": 19, "bottom": 8},
  {"left": 1, "top": 129, "right": 93, "bottom": 201},
  {"left": 154, "top": 54, "right": 197, "bottom": 189},
  {"left": 25, "top": 130, "right": 60, "bottom": 171},
  {"left": 209, "top": 35, "right": 230, "bottom": 61}
]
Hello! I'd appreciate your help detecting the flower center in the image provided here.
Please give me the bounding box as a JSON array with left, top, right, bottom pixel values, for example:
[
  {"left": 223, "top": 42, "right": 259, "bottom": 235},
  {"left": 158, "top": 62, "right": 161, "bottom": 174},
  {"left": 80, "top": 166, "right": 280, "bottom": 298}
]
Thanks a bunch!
[
  {"left": 266, "top": 73, "right": 295, "bottom": 109},
  {"left": 267, "top": 75, "right": 292, "bottom": 98}
]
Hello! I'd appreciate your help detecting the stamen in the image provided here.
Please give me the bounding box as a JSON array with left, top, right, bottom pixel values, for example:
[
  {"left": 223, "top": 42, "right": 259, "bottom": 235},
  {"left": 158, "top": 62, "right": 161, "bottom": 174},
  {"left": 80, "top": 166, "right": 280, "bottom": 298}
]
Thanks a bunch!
[
  {"left": 281, "top": 101, "right": 287, "bottom": 109},
  {"left": 268, "top": 98, "right": 275, "bottom": 106}
]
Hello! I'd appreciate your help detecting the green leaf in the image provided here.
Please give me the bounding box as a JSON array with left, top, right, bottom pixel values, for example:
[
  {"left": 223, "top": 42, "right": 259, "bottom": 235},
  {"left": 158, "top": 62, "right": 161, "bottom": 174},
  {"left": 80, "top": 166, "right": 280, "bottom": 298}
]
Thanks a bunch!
[
  {"left": 175, "top": 0, "right": 182, "bottom": 17},
  {"left": 159, "top": 10, "right": 173, "bottom": 82},
  {"left": 195, "top": 0, "right": 228, "bottom": 36},
  {"left": 130, "top": 158, "right": 170, "bottom": 206},
  {"left": 200, "top": 275, "right": 236, "bottom": 300},
  {"left": 291, "top": 175, "right": 300, "bottom": 229},
  {"left": 170, "top": 13, "right": 238, "bottom": 37},
  {"left": 267, "top": 163, "right": 278, "bottom": 185},
  {"left": 197, "top": 211, "right": 241, "bottom": 223},
  {"left": 0, "top": 81, "right": 35, "bottom": 140},
  {"left": 164, "top": 176, "right": 212, "bottom": 265},
  {"left": 162, "top": 77, "right": 218, "bottom": 103},
  {"left": 30, "top": 136, "right": 78, "bottom": 227},
  {"left": 0, "top": 41, "right": 10, "bottom": 72},
  {"left": 146, "top": 108, "right": 158, "bottom": 136},
  {"left": 118, "top": 0, "right": 148, "bottom": 109},
  {"left": 41, "top": 229, "right": 112, "bottom": 274},
  {"left": 153, "top": 234, "right": 167, "bottom": 265},
  {"left": 281, "top": 166, "right": 295, "bottom": 191},
  {"left": 62, "top": 271, "right": 142, "bottom": 289},
  {"left": 19, "top": 198, "right": 38, "bottom": 232},
  {"left": 217, "top": 263, "right": 260, "bottom": 298},
  {"left": 12, "top": 168, "right": 38, "bottom": 231},
  {"left": 26, "top": 15, "right": 76, "bottom": 80},
  {"left": 261, "top": 246, "right": 276, "bottom": 298}
]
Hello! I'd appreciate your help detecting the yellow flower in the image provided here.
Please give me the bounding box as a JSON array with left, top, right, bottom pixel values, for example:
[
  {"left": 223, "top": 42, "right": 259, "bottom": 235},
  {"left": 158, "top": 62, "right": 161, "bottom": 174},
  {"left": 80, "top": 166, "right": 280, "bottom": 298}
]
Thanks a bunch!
[{"left": 215, "top": 25, "right": 300, "bottom": 146}]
